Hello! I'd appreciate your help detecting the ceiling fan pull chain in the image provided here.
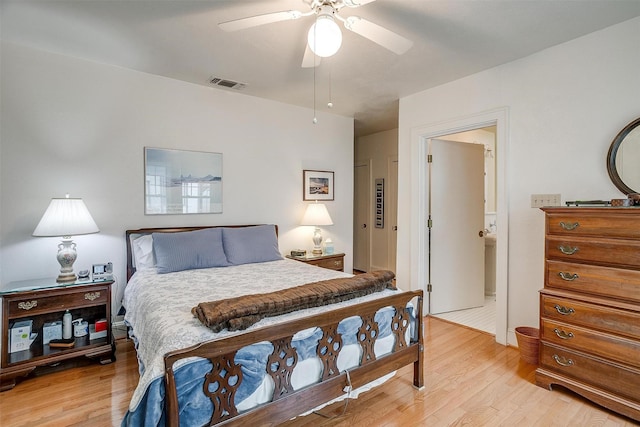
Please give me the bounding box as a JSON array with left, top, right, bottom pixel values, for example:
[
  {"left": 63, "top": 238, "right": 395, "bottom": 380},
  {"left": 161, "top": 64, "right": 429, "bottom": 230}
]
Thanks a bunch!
[
  {"left": 313, "top": 23, "right": 318, "bottom": 124},
  {"left": 328, "top": 62, "right": 333, "bottom": 109}
]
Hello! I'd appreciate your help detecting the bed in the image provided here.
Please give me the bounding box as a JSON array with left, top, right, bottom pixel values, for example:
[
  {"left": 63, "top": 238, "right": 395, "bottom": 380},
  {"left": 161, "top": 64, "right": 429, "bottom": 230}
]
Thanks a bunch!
[{"left": 122, "top": 224, "right": 423, "bottom": 426}]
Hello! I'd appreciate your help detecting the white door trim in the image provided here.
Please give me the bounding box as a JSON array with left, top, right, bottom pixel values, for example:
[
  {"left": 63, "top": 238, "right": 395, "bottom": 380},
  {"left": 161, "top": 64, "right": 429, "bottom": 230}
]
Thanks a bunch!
[{"left": 410, "top": 107, "right": 509, "bottom": 345}]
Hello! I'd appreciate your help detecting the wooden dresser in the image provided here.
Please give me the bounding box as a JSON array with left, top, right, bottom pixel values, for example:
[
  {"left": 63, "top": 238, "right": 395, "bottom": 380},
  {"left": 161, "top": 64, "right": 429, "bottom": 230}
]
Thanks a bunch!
[{"left": 536, "top": 207, "right": 640, "bottom": 421}]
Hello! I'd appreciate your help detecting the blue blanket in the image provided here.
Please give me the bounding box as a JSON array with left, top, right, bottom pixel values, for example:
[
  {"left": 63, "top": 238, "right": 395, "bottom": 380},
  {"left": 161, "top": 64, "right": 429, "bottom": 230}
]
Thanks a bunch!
[{"left": 122, "top": 306, "right": 411, "bottom": 426}]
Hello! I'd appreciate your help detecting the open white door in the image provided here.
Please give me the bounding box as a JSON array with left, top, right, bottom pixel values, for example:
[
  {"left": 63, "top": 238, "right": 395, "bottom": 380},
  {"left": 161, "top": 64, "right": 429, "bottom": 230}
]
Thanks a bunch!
[{"left": 429, "top": 139, "right": 485, "bottom": 314}]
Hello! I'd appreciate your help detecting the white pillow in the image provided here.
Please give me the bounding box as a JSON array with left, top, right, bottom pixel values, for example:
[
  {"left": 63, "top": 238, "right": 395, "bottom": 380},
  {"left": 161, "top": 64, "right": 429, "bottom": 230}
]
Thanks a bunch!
[{"left": 132, "top": 234, "right": 155, "bottom": 270}]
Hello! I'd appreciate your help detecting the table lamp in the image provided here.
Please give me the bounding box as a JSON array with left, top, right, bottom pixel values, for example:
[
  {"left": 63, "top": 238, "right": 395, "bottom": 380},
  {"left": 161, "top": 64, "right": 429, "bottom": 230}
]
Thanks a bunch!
[
  {"left": 33, "top": 194, "right": 99, "bottom": 283},
  {"left": 301, "top": 202, "right": 333, "bottom": 255}
]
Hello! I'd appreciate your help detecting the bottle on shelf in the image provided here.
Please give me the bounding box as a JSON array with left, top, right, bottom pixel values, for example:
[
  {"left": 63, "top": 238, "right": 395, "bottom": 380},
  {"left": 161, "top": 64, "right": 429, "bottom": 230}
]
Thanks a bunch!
[{"left": 62, "top": 310, "right": 72, "bottom": 339}]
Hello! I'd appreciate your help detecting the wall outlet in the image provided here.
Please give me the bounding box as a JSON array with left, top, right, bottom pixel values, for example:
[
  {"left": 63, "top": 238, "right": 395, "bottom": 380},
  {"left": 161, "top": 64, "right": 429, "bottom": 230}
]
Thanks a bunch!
[{"left": 531, "top": 194, "right": 561, "bottom": 208}]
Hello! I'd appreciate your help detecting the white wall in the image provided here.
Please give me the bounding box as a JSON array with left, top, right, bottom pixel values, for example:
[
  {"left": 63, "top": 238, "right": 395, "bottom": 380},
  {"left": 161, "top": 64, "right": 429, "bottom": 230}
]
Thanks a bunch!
[
  {"left": 0, "top": 43, "right": 355, "bottom": 312},
  {"left": 355, "top": 129, "right": 398, "bottom": 271},
  {"left": 398, "top": 17, "right": 640, "bottom": 342}
]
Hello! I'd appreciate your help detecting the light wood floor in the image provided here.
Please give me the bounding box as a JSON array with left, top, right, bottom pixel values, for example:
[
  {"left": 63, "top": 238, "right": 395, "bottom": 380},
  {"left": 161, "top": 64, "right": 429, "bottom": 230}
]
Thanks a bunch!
[{"left": 1, "top": 317, "right": 637, "bottom": 427}]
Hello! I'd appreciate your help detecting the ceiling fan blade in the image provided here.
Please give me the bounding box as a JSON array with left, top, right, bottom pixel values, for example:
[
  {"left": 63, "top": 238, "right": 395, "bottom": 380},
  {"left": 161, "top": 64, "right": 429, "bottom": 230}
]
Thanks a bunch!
[
  {"left": 301, "top": 44, "right": 321, "bottom": 68},
  {"left": 343, "top": 0, "right": 377, "bottom": 7},
  {"left": 343, "top": 16, "right": 413, "bottom": 55},
  {"left": 219, "top": 10, "right": 303, "bottom": 32}
]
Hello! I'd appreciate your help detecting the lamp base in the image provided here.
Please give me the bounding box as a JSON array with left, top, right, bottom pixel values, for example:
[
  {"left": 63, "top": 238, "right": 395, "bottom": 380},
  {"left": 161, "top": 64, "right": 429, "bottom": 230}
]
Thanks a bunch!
[
  {"left": 56, "top": 273, "right": 78, "bottom": 284},
  {"left": 312, "top": 227, "right": 323, "bottom": 255},
  {"left": 56, "top": 238, "right": 78, "bottom": 284}
]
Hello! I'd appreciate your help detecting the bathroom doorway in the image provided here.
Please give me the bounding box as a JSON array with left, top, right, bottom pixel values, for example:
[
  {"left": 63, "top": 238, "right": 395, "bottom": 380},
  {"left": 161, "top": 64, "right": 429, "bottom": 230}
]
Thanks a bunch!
[{"left": 429, "top": 126, "right": 498, "bottom": 335}]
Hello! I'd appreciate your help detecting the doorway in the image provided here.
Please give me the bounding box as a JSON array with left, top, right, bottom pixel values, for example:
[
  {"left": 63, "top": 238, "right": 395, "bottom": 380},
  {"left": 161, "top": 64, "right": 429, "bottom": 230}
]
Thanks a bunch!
[
  {"left": 409, "top": 108, "right": 508, "bottom": 345},
  {"left": 429, "top": 127, "right": 497, "bottom": 335}
]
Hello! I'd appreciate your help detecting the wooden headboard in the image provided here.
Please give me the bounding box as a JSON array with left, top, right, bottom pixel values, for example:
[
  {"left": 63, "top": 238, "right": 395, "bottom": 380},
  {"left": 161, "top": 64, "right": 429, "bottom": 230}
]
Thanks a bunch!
[{"left": 125, "top": 224, "right": 278, "bottom": 281}]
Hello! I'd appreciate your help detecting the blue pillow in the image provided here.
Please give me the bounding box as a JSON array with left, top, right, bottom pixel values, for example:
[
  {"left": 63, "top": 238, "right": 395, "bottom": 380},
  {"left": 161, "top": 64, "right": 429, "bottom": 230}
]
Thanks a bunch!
[
  {"left": 152, "top": 228, "right": 229, "bottom": 274},
  {"left": 222, "top": 225, "right": 283, "bottom": 265}
]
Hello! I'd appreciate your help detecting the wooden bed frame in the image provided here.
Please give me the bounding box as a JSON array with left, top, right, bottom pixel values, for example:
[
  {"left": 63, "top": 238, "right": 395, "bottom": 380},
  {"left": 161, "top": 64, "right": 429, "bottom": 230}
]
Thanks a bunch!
[{"left": 125, "top": 225, "right": 424, "bottom": 427}]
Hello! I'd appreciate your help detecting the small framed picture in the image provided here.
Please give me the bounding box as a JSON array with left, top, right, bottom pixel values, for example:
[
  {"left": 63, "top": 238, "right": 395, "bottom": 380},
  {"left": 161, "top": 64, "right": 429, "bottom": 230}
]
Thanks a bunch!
[{"left": 303, "top": 170, "right": 334, "bottom": 201}]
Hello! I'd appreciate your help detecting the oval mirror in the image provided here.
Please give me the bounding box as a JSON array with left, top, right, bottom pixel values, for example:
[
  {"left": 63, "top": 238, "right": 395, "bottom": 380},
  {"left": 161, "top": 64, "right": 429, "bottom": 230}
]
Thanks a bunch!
[{"left": 607, "top": 117, "right": 640, "bottom": 195}]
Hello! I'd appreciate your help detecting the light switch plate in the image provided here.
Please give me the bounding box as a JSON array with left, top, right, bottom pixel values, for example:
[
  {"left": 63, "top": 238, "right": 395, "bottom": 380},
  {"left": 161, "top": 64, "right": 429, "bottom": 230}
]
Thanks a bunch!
[{"left": 531, "top": 194, "right": 561, "bottom": 208}]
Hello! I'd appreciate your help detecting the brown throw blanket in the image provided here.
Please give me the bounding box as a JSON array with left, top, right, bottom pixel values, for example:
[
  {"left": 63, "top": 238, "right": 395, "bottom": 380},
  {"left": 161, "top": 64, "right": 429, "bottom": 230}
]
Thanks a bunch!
[{"left": 192, "top": 270, "right": 396, "bottom": 332}]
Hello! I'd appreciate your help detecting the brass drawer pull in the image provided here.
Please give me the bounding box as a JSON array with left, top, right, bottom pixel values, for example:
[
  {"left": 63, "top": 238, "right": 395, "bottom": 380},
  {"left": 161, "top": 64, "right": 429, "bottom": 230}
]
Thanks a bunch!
[
  {"left": 18, "top": 300, "right": 38, "bottom": 310},
  {"left": 553, "top": 328, "right": 574, "bottom": 340},
  {"left": 558, "top": 272, "right": 579, "bottom": 281},
  {"left": 553, "top": 354, "right": 574, "bottom": 367},
  {"left": 85, "top": 292, "right": 101, "bottom": 301},
  {"left": 559, "top": 221, "right": 579, "bottom": 231},
  {"left": 558, "top": 245, "right": 579, "bottom": 255},
  {"left": 554, "top": 304, "right": 575, "bottom": 315}
]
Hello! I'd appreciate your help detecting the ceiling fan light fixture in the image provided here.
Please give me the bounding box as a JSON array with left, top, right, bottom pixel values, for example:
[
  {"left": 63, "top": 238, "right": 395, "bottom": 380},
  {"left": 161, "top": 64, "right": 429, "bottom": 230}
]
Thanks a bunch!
[{"left": 307, "top": 12, "right": 342, "bottom": 57}]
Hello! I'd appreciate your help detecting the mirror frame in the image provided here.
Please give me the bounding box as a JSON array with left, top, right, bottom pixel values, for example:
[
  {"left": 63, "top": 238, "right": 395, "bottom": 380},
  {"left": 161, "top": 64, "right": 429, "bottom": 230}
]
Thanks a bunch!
[{"left": 607, "top": 117, "right": 640, "bottom": 195}]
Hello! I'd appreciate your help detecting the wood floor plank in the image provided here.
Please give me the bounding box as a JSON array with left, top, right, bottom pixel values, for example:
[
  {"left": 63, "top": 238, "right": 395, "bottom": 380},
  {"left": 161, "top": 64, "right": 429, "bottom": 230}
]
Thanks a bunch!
[{"left": 0, "top": 316, "right": 638, "bottom": 426}]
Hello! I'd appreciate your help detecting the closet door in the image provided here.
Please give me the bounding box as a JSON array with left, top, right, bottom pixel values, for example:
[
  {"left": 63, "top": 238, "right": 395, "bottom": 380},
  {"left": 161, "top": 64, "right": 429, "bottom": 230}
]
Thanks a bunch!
[{"left": 354, "top": 162, "right": 370, "bottom": 272}]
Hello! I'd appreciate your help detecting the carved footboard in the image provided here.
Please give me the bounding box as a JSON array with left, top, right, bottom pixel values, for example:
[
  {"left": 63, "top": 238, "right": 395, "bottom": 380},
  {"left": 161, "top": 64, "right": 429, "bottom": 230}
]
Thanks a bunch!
[{"left": 164, "top": 290, "right": 424, "bottom": 426}]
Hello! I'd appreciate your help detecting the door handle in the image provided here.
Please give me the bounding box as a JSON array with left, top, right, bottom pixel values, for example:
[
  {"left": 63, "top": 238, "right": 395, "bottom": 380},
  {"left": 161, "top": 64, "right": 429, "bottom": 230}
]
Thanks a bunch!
[
  {"left": 393, "top": 226, "right": 398, "bottom": 231},
  {"left": 361, "top": 224, "right": 367, "bottom": 229}
]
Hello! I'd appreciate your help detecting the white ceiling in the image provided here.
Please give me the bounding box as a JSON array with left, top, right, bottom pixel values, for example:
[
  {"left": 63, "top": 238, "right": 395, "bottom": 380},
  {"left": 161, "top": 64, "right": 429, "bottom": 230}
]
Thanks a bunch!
[{"left": 3, "top": 0, "right": 640, "bottom": 136}]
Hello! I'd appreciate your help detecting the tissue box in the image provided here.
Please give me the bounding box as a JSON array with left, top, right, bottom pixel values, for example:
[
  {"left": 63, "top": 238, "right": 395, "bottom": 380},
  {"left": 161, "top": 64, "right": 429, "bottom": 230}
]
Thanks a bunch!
[
  {"left": 43, "top": 321, "right": 63, "bottom": 345},
  {"left": 89, "top": 324, "right": 107, "bottom": 340},
  {"left": 10, "top": 320, "right": 35, "bottom": 353}
]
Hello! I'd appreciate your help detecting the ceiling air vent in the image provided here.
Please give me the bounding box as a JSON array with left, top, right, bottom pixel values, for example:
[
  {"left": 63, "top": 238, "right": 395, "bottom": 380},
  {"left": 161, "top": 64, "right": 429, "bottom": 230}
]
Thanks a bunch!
[{"left": 208, "top": 76, "right": 246, "bottom": 90}]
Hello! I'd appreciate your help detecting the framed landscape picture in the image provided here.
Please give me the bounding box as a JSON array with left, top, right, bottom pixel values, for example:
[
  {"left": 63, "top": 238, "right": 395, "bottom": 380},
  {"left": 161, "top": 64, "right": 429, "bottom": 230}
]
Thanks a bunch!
[
  {"left": 303, "top": 170, "right": 334, "bottom": 201},
  {"left": 144, "top": 147, "right": 223, "bottom": 215}
]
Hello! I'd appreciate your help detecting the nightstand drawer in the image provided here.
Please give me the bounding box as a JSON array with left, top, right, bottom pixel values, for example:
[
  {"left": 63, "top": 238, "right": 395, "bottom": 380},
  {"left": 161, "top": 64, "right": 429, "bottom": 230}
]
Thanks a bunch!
[
  {"left": 6, "top": 286, "right": 109, "bottom": 318},
  {"left": 311, "top": 258, "right": 344, "bottom": 271}
]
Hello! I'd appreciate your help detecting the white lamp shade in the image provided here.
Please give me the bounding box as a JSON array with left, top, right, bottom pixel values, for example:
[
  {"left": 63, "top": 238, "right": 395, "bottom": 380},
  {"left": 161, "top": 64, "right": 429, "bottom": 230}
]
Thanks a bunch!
[
  {"left": 307, "top": 14, "right": 342, "bottom": 57},
  {"left": 33, "top": 197, "right": 99, "bottom": 237},
  {"left": 301, "top": 203, "right": 334, "bottom": 226}
]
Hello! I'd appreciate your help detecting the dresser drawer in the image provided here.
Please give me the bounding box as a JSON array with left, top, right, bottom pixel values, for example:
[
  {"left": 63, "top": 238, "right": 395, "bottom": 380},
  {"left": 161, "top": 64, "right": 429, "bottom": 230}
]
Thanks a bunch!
[
  {"left": 541, "top": 294, "right": 640, "bottom": 340},
  {"left": 546, "top": 211, "right": 640, "bottom": 239},
  {"left": 540, "top": 342, "right": 640, "bottom": 402},
  {"left": 541, "top": 319, "right": 640, "bottom": 368},
  {"left": 6, "top": 286, "right": 109, "bottom": 318},
  {"left": 546, "top": 235, "right": 640, "bottom": 269},
  {"left": 546, "top": 260, "right": 640, "bottom": 303}
]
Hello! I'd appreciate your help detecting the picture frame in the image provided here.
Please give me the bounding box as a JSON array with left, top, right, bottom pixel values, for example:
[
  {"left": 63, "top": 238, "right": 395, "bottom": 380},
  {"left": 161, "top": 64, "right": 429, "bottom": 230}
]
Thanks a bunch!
[
  {"left": 144, "top": 147, "right": 223, "bottom": 215},
  {"left": 303, "top": 170, "right": 334, "bottom": 201}
]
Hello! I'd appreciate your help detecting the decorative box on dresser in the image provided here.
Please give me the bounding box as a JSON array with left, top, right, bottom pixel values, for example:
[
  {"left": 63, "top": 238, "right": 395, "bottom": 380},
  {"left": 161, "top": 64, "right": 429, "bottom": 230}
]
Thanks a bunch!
[{"left": 536, "top": 207, "right": 640, "bottom": 421}]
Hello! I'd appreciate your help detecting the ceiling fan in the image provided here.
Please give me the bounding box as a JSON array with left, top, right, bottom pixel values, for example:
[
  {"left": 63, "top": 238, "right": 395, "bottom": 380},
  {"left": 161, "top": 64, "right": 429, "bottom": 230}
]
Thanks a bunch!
[{"left": 219, "top": 0, "right": 413, "bottom": 68}]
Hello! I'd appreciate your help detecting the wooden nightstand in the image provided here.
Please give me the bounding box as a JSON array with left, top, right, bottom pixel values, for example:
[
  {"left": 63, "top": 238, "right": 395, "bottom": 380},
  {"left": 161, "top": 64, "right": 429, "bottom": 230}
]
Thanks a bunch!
[
  {"left": 0, "top": 278, "right": 115, "bottom": 391},
  {"left": 286, "top": 253, "right": 345, "bottom": 272}
]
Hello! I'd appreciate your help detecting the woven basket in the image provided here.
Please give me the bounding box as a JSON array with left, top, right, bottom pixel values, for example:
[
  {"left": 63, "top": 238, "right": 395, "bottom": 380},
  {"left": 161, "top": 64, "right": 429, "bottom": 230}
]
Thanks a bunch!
[{"left": 515, "top": 326, "right": 540, "bottom": 365}]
